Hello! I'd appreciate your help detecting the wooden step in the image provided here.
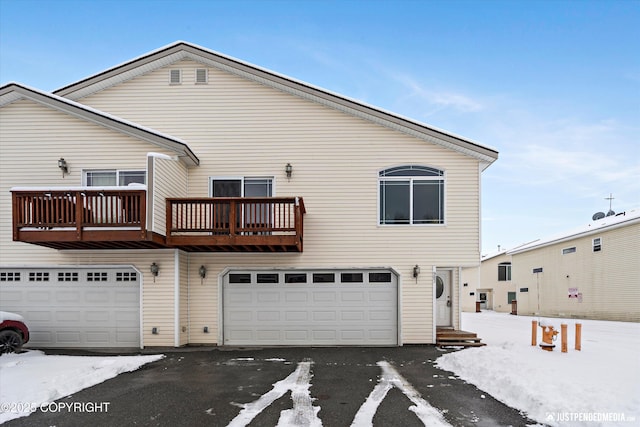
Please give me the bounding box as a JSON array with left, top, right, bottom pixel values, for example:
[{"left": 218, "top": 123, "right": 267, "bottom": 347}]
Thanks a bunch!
[
  {"left": 436, "top": 328, "right": 486, "bottom": 348},
  {"left": 438, "top": 341, "right": 486, "bottom": 348},
  {"left": 437, "top": 336, "right": 483, "bottom": 342}
]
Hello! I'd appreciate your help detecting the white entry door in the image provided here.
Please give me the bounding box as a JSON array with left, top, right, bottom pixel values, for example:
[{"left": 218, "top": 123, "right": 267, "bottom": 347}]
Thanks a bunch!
[{"left": 435, "top": 270, "right": 452, "bottom": 327}]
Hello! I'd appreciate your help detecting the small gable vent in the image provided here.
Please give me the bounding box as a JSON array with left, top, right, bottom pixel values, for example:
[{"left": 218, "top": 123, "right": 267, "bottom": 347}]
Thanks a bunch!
[
  {"left": 169, "top": 69, "right": 182, "bottom": 85},
  {"left": 195, "top": 68, "right": 208, "bottom": 84}
]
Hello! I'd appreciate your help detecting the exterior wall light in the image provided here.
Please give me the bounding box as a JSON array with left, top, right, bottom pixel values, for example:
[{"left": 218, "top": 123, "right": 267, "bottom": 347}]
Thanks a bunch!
[
  {"left": 150, "top": 262, "right": 159, "bottom": 282},
  {"left": 58, "top": 157, "right": 68, "bottom": 177},
  {"left": 413, "top": 264, "right": 420, "bottom": 281},
  {"left": 285, "top": 163, "right": 293, "bottom": 180},
  {"left": 199, "top": 265, "right": 207, "bottom": 280}
]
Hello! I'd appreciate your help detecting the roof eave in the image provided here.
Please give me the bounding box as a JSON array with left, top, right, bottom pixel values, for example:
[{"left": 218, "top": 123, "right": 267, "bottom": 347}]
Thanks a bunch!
[
  {"left": 1, "top": 83, "right": 199, "bottom": 167},
  {"left": 53, "top": 41, "right": 498, "bottom": 166}
]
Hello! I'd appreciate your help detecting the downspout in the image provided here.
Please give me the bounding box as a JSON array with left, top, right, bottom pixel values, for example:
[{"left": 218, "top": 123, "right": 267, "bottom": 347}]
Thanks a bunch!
[{"left": 174, "top": 249, "right": 180, "bottom": 347}]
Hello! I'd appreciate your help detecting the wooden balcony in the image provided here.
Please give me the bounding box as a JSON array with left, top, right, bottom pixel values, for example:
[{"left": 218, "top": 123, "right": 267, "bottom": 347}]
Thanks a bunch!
[
  {"left": 11, "top": 188, "right": 165, "bottom": 250},
  {"left": 12, "top": 190, "right": 305, "bottom": 252},
  {"left": 166, "top": 197, "right": 305, "bottom": 252}
]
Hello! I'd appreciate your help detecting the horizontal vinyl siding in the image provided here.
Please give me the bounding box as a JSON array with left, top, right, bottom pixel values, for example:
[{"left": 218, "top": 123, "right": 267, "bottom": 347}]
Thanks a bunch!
[
  {"left": 151, "top": 156, "right": 188, "bottom": 234},
  {"left": 0, "top": 100, "right": 179, "bottom": 347},
  {"left": 0, "top": 100, "right": 176, "bottom": 262},
  {"left": 75, "top": 60, "right": 482, "bottom": 343},
  {"left": 512, "top": 223, "right": 640, "bottom": 321}
]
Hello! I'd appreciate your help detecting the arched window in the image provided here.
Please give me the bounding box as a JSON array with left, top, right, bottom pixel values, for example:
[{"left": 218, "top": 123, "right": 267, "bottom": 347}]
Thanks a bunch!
[{"left": 378, "top": 165, "right": 444, "bottom": 225}]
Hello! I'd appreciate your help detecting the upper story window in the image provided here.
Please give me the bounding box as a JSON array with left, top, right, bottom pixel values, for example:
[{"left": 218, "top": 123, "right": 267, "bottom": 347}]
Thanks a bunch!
[
  {"left": 169, "top": 69, "right": 182, "bottom": 85},
  {"left": 84, "top": 170, "right": 146, "bottom": 186},
  {"left": 498, "top": 262, "right": 512, "bottom": 281},
  {"left": 593, "top": 237, "right": 602, "bottom": 252},
  {"left": 379, "top": 165, "right": 444, "bottom": 225},
  {"left": 562, "top": 246, "right": 577, "bottom": 255}
]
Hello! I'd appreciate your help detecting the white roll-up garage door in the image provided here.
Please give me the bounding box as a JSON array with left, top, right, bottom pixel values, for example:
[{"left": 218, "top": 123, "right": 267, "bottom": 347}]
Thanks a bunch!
[
  {"left": 223, "top": 269, "right": 398, "bottom": 346},
  {"left": 0, "top": 267, "right": 140, "bottom": 348}
]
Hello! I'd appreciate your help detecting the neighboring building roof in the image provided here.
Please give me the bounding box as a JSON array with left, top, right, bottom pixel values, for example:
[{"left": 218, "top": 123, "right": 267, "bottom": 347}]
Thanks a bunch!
[
  {"left": 507, "top": 208, "right": 640, "bottom": 255},
  {"left": 0, "top": 83, "right": 199, "bottom": 166},
  {"left": 481, "top": 250, "right": 508, "bottom": 262},
  {"left": 53, "top": 41, "right": 499, "bottom": 169}
]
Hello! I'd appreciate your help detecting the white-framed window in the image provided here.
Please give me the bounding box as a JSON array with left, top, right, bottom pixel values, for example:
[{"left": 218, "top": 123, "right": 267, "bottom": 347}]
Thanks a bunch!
[
  {"left": 593, "top": 237, "right": 602, "bottom": 252},
  {"left": 498, "top": 262, "right": 512, "bottom": 281},
  {"left": 169, "top": 69, "right": 182, "bottom": 85},
  {"left": 195, "top": 68, "right": 208, "bottom": 84},
  {"left": 562, "top": 246, "right": 577, "bottom": 255},
  {"left": 83, "top": 170, "right": 146, "bottom": 186},
  {"left": 379, "top": 165, "right": 445, "bottom": 225},
  {"left": 209, "top": 176, "right": 273, "bottom": 197}
]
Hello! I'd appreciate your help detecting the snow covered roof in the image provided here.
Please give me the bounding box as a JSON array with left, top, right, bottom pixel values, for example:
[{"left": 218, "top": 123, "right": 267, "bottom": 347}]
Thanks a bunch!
[
  {"left": 507, "top": 208, "right": 640, "bottom": 255},
  {"left": 53, "top": 41, "right": 498, "bottom": 169},
  {"left": 0, "top": 83, "right": 199, "bottom": 166}
]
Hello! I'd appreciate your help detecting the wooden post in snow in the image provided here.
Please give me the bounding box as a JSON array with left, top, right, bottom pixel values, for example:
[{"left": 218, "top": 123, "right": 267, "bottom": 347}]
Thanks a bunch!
[
  {"left": 561, "top": 324, "right": 568, "bottom": 353},
  {"left": 575, "top": 323, "right": 582, "bottom": 351},
  {"left": 531, "top": 320, "right": 537, "bottom": 346}
]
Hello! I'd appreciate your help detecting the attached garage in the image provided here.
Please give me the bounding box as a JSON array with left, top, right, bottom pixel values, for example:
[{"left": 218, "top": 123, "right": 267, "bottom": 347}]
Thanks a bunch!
[
  {"left": 222, "top": 268, "right": 398, "bottom": 346},
  {"left": 0, "top": 266, "right": 140, "bottom": 348}
]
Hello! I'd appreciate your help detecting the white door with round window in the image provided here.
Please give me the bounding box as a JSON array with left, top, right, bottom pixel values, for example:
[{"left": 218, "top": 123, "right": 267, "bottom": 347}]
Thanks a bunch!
[{"left": 435, "top": 270, "right": 452, "bottom": 327}]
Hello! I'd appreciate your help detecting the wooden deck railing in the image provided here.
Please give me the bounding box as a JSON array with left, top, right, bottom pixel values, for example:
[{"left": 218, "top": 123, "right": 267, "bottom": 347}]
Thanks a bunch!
[
  {"left": 12, "top": 189, "right": 147, "bottom": 240},
  {"left": 166, "top": 197, "right": 305, "bottom": 251}
]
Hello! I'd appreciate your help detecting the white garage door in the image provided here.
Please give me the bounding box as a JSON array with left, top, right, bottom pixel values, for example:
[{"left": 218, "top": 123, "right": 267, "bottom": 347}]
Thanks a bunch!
[
  {"left": 223, "top": 269, "right": 398, "bottom": 346},
  {"left": 0, "top": 267, "right": 140, "bottom": 348}
]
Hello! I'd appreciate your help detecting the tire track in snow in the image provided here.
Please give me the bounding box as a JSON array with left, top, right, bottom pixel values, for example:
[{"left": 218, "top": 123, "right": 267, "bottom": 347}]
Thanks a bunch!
[{"left": 350, "top": 361, "right": 451, "bottom": 427}]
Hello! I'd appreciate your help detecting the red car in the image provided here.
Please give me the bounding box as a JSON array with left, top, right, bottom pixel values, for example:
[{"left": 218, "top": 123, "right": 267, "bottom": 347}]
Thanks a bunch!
[{"left": 0, "top": 311, "right": 30, "bottom": 354}]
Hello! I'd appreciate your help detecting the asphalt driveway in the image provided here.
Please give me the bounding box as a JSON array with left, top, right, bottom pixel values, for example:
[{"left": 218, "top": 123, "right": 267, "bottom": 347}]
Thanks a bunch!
[{"left": 4, "top": 346, "right": 535, "bottom": 426}]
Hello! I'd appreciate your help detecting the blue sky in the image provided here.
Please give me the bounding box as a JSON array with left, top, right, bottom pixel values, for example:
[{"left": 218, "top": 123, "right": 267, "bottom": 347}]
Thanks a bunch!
[{"left": 1, "top": 0, "right": 638, "bottom": 254}]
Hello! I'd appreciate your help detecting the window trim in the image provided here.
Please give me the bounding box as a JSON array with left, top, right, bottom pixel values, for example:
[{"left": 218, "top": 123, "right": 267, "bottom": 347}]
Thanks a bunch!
[
  {"left": 208, "top": 176, "right": 275, "bottom": 197},
  {"left": 592, "top": 237, "right": 602, "bottom": 252},
  {"left": 498, "top": 262, "right": 512, "bottom": 282},
  {"left": 195, "top": 68, "right": 208, "bottom": 84},
  {"left": 378, "top": 165, "right": 446, "bottom": 226},
  {"left": 82, "top": 169, "right": 146, "bottom": 187},
  {"left": 169, "top": 69, "right": 182, "bottom": 85}
]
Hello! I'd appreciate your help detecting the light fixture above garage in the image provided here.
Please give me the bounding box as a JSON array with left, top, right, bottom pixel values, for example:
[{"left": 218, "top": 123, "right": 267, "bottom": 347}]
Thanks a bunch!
[{"left": 199, "top": 265, "right": 207, "bottom": 284}]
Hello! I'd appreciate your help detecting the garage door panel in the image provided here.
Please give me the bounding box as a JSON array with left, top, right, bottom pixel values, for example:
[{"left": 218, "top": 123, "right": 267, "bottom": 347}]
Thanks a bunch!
[
  {"left": 285, "top": 311, "right": 308, "bottom": 321},
  {"left": 313, "top": 292, "right": 336, "bottom": 302},
  {"left": 257, "top": 311, "right": 280, "bottom": 321},
  {"left": 285, "top": 292, "right": 308, "bottom": 303},
  {"left": 27, "top": 291, "right": 50, "bottom": 302},
  {"left": 341, "top": 311, "right": 365, "bottom": 321},
  {"left": 86, "top": 331, "right": 110, "bottom": 343},
  {"left": 257, "top": 292, "right": 280, "bottom": 303},
  {"left": 0, "top": 267, "right": 140, "bottom": 348},
  {"left": 224, "top": 269, "right": 397, "bottom": 346},
  {"left": 256, "top": 330, "right": 280, "bottom": 341}
]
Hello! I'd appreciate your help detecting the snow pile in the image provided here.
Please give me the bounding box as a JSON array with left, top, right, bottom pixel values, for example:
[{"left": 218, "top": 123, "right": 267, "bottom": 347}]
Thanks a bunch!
[
  {"left": 0, "top": 311, "right": 25, "bottom": 322},
  {"left": 0, "top": 350, "right": 163, "bottom": 423},
  {"left": 437, "top": 312, "right": 640, "bottom": 427}
]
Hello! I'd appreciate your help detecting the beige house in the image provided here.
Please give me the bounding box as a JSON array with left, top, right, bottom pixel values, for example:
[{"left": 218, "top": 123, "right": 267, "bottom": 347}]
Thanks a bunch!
[
  {"left": 461, "top": 250, "right": 515, "bottom": 313},
  {"left": 508, "top": 209, "right": 640, "bottom": 322},
  {"left": 0, "top": 42, "right": 498, "bottom": 349}
]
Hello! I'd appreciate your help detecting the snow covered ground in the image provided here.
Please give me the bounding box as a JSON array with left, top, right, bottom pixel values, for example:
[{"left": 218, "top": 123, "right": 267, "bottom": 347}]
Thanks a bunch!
[
  {"left": 437, "top": 311, "right": 640, "bottom": 427},
  {"left": 1, "top": 312, "right": 638, "bottom": 426},
  {"left": 0, "top": 351, "right": 163, "bottom": 423}
]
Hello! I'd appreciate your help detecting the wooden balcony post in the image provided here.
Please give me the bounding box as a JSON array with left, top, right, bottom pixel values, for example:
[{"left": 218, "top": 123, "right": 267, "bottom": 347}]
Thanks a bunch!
[
  {"left": 229, "top": 199, "right": 237, "bottom": 236},
  {"left": 75, "top": 191, "right": 84, "bottom": 240},
  {"left": 12, "top": 192, "right": 19, "bottom": 241}
]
